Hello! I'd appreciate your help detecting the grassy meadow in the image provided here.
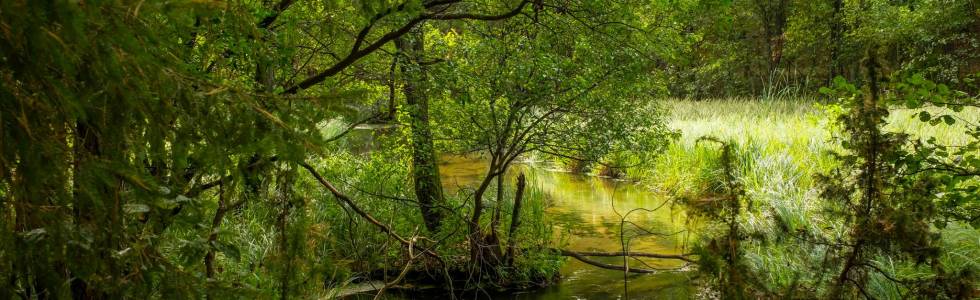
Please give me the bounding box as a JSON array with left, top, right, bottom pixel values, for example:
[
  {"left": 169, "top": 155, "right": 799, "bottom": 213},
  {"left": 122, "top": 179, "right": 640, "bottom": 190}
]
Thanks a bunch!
[{"left": 621, "top": 98, "right": 980, "bottom": 296}]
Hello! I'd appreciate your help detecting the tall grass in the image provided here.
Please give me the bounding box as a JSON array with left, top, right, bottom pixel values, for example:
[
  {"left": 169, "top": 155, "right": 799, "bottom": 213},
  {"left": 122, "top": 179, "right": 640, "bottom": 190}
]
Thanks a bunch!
[{"left": 638, "top": 97, "right": 980, "bottom": 297}]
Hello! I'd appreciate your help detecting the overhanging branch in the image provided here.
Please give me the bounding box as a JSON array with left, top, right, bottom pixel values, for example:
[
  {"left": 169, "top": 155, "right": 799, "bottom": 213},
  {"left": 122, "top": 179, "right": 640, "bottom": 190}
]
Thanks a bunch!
[{"left": 282, "top": 1, "right": 532, "bottom": 95}]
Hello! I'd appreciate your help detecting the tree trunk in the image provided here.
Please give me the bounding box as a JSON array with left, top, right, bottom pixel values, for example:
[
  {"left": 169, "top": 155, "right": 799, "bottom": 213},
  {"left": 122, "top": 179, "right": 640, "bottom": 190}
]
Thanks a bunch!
[
  {"left": 828, "top": 0, "right": 844, "bottom": 84},
  {"left": 468, "top": 158, "right": 505, "bottom": 274},
  {"left": 759, "top": 0, "right": 788, "bottom": 75},
  {"left": 505, "top": 173, "right": 527, "bottom": 265},
  {"left": 488, "top": 166, "right": 507, "bottom": 249},
  {"left": 832, "top": 49, "right": 882, "bottom": 300},
  {"left": 396, "top": 26, "right": 446, "bottom": 233}
]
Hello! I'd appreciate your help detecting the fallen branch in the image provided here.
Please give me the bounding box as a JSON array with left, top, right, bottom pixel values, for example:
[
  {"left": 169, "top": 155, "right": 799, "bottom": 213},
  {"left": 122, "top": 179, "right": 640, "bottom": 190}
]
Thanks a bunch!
[
  {"left": 551, "top": 248, "right": 696, "bottom": 274},
  {"left": 559, "top": 249, "right": 696, "bottom": 263},
  {"left": 559, "top": 250, "right": 657, "bottom": 274},
  {"left": 374, "top": 230, "right": 420, "bottom": 300}
]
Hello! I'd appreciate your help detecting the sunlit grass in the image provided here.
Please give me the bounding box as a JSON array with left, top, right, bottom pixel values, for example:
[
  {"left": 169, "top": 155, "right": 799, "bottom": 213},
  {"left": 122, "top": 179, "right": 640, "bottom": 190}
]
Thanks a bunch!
[{"left": 636, "top": 97, "right": 980, "bottom": 297}]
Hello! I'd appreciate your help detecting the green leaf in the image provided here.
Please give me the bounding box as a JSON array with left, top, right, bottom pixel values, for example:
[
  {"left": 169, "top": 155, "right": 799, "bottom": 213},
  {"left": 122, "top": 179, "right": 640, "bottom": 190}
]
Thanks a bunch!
[
  {"left": 918, "top": 111, "right": 931, "bottom": 122},
  {"left": 942, "top": 115, "right": 955, "bottom": 125},
  {"left": 123, "top": 203, "right": 151, "bottom": 214},
  {"left": 154, "top": 197, "right": 179, "bottom": 210},
  {"left": 906, "top": 96, "right": 921, "bottom": 108},
  {"left": 910, "top": 73, "right": 925, "bottom": 85}
]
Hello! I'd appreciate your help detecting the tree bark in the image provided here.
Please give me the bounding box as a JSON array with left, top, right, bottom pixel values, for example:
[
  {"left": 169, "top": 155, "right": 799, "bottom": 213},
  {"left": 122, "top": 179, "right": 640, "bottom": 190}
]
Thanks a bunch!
[
  {"left": 757, "top": 0, "right": 789, "bottom": 74},
  {"left": 488, "top": 166, "right": 507, "bottom": 250},
  {"left": 396, "top": 26, "right": 446, "bottom": 233},
  {"left": 828, "top": 0, "right": 844, "bottom": 84},
  {"left": 468, "top": 158, "right": 504, "bottom": 273},
  {"left": 505, "top": 173, "right": 527, "bottom": 265}
]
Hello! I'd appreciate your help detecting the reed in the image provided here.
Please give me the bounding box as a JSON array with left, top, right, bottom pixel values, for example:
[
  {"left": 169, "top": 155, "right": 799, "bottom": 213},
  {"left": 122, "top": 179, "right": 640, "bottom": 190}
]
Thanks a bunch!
[{"left": 635, "top": 98, "right": 980, "bottom": 297}]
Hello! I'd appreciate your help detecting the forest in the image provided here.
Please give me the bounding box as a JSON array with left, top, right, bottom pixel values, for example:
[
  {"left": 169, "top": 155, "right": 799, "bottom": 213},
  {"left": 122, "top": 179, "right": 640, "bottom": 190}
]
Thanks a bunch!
[{"left": 1, "top": 0, "right": 979, "bottom": 299}]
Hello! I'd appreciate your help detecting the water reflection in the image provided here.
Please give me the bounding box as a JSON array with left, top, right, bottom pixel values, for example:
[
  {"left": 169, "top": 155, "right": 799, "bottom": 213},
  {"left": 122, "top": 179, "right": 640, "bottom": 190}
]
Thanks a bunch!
[{"left": 435, "top": 155, "right": 696, "bottom": 300}]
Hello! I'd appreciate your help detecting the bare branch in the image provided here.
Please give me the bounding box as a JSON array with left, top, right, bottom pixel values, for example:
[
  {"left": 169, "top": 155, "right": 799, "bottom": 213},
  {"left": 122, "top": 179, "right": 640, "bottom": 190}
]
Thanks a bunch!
[{"left": 258, "top": 0, "right": 297, "bottom": 29}]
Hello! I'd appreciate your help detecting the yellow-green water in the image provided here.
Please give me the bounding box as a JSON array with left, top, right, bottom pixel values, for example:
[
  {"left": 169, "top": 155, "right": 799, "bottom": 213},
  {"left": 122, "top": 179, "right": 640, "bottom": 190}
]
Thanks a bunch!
[{"left": 436, "top": 155, "right": 697, "bottom": 299}]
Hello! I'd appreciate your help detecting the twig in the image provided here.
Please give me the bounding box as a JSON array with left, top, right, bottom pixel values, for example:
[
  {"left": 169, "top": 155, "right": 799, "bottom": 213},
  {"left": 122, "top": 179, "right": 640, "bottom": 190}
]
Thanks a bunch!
[{"left": 374, "top": 229, "right": 421, "bottom": 300}]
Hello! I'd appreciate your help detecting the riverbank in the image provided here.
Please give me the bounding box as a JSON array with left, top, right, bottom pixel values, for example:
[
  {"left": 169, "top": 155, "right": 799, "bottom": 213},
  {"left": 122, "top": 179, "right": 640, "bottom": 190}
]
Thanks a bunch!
[{"left": 337, "top": 97, "right": 980, "bottom": 299}]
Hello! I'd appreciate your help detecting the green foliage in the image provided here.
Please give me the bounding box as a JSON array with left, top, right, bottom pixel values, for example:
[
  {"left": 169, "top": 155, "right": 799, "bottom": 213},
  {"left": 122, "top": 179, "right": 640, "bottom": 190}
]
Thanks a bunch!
[
  {"left": 664, "top": 0, "right": 980, "bottom": 98},
  {"left": 2, "top": 0, "right": 976, "bottom": 298},
  {"left": 686, "top": 137, "right": 759, "bottom": 298},
  {"left": 815, "top": 66, "right": 978, "bottom": 298},
  {"left": 888, "top": 73, "right": 980, "bottom": 229},
  {"left": 655, "top": 89, "right": 978, "bottom": 297},
  {"left": 427, "top": 13, "right": 675, "bottom": 175},
  {"left": 0, "top": 0, "right": 362, "bottom": 297}
]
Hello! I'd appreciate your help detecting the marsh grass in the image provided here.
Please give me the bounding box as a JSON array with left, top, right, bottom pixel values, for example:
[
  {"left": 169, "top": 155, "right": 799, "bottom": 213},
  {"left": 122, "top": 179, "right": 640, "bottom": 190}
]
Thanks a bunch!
[{"left": 639, "top": 97, "right": 980, "bottom": 297}]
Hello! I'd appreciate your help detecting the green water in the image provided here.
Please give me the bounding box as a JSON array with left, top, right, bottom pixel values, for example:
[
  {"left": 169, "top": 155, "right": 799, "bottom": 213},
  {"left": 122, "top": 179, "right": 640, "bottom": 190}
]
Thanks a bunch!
[
  {"left": 345, "top": 129, "right": 697, "bottom": 298},
  {"left": 434, "top": 155, "right": 697, "bottom": 299}
]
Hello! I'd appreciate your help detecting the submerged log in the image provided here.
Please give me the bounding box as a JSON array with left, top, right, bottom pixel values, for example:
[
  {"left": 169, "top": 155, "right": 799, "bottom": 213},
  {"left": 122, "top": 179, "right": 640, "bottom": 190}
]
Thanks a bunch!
[
  {"left": 559, "top": 250, "right": 657, "bottom": 274},
  {"left": 328, "top": 281, "right": 428, "bottom": 299},
  {"left": 553, "top": 249, "right": 695, "bottom": 274},
  {"left": 560, "top": 250, "right": 696, "bottom": 263}
]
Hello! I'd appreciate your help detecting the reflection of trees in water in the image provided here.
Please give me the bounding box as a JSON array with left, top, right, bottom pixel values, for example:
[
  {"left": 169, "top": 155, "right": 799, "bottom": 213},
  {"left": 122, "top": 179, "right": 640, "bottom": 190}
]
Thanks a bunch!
[
  {"left": 427, "top": 157, "right": 697, "bottom": 299},
  {"left": 437, "top": 155, "right": 690, "bottom": 263},
  {"left": 548, "top": 210, "right": 599, "bottom": 236}
]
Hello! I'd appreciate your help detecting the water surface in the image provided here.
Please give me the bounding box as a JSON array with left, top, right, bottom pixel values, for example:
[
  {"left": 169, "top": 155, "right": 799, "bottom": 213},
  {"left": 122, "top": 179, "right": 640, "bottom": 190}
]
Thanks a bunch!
[{"left": 434, "top": 155, "right": 696, "bottom": 299}]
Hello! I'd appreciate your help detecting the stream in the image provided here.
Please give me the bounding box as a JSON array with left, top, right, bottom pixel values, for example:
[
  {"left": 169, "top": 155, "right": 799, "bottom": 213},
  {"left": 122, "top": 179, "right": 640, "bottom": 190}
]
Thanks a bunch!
[
  {"left": 429, "top": 155, "right": 697, "bottom": 299},
  {"left": 347, "top": 130, "right": 697, "bottom": 299}
]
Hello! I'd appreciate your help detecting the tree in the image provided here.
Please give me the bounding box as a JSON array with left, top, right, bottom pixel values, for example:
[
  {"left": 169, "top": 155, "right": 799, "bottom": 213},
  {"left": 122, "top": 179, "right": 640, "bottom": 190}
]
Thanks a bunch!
[
  {"left": 818, "top": 51, "right": 975, "bottom": 299},
  {"left": 396, "top": 25, "right": 447, "bottom": 233},
  {"left": 0, "top": 1, "right": 322, "bottom": 296},
  {"left": 426, "top": 4, "right": 675, "bottom": 278},
  {"left": 665, "top": 0, "right": 980, "bottom": 98},
  {"left": 890, "top": 72, "right": 980, "bottom": 228}
]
